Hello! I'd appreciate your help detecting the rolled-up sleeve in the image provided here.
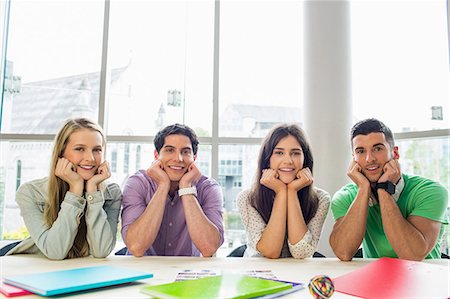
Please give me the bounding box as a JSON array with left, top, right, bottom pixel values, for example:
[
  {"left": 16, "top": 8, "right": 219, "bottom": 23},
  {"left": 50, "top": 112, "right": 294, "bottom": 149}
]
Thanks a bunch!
[
  {"left": 197, "top": 179, "right": 225, "bottom": 247},
  {"left": 121, "top": 173, "right": 150, "bottom": 241}
]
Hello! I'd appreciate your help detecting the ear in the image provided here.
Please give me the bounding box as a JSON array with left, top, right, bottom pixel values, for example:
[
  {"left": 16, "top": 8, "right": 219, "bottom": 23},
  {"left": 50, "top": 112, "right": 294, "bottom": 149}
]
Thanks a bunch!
[
  {"left": 393, "top": 146, "right": 400, "bottom": 159},
  {"left": 154, "top": 149, "right": 159, "bottom": 160}
]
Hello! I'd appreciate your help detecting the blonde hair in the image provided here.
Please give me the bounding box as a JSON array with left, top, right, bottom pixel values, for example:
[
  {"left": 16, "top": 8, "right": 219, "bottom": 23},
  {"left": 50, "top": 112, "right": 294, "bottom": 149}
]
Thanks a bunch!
[{"left": 45, "top": 118, "right": 106, "bottom": 259}]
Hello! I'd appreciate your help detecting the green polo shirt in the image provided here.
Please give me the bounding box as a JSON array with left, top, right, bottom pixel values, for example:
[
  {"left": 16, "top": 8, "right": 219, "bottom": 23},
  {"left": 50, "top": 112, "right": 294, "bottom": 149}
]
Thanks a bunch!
[{"left": 332, "top": 173, "right": 449, "bottom": 259}]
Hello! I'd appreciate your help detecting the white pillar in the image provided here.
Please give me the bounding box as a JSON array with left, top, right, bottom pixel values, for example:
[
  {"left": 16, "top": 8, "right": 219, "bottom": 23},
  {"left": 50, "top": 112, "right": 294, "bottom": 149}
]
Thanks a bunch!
[{"left": 303, "top": 0, "right": 353, "bottom": 256}]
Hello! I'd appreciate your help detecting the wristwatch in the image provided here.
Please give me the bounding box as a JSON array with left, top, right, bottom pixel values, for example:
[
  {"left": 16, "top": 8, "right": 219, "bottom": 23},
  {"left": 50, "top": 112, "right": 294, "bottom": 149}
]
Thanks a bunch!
[
  {"left": 375, "top": 181, "right": 396, "bottom": 195},
  {"left": 178, "top": 186, "right": 197, "bottom": 197}
]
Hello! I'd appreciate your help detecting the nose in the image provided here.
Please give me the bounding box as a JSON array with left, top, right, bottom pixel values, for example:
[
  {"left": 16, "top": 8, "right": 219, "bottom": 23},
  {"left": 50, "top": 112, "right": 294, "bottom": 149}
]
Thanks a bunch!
[
  {"left": 285, "top": 153, "right": 294, "bottom": 163},
  {"left": 84, "top": 150, "right": 95, "bottom": 161},
  {"left": 365, "top": 151, "right": 375, "bottom": 162},
  {"left": 176, "top": 151, "right": 183, "bottom": 162}
]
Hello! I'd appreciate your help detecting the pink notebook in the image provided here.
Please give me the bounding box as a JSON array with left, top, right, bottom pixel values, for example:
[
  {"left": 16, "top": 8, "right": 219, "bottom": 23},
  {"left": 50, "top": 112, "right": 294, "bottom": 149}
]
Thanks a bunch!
[
  {"left": 333, "top": 257, "right": 449, "bottom": 299},
  {"left": 0, "top": 282, "right": 32, "bottom": 297}
]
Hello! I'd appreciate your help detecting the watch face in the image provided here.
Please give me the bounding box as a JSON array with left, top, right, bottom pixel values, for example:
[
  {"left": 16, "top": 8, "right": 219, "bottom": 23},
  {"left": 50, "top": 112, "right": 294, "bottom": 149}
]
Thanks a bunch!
[
  {"left": 387, "top": 182, "right": 395, "bottom": 194},
  {"left": 377, "top": 181, "right": 396, "bottom": 195}
]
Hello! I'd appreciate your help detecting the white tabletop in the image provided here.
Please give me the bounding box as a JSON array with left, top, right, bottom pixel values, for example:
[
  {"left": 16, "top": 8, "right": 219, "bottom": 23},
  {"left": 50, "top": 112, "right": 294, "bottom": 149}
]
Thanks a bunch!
[{"left": 1, "top": 254, "right": 449, "bottom": 298}]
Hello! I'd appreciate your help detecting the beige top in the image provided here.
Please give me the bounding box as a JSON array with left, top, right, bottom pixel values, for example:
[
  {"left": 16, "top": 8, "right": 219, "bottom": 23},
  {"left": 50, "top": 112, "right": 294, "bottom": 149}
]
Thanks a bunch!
[{"left": 237, "top": 187, "right": 330, "bottom": 258}]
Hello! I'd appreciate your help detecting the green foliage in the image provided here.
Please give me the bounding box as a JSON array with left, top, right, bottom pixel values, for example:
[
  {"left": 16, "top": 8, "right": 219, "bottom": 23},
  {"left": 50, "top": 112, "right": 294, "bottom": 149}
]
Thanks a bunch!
[
  {"left": 404, "top": 140, "right": 449, "bottom": 192},
  {"left": 224, "top": 211, "right": 244, "bottom": 230},
  {"left": 3, "top": 226, "right": 29, "bottom": 240}
]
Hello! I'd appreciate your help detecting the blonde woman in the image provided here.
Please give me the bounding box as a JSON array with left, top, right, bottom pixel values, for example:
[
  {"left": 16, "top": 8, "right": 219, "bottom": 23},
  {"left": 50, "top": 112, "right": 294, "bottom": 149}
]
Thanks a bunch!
[{"left": 6, "top": 118, "right": 121, "bottom": 259}]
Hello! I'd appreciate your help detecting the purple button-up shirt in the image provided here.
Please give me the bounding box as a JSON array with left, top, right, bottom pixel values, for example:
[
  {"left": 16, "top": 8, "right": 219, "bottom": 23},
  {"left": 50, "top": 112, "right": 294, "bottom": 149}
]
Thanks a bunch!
[{"left": 121, "top": 170, "right": 224, "bottom": 256}]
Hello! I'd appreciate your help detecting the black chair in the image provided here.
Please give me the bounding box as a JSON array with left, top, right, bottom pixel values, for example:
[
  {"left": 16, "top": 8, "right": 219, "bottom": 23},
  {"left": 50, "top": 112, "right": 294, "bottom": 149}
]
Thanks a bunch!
[
  {"left": 353, "top": 247, "right": 363, "bottom": 258},
  {"left": 227, "top": 244, "right": 247, "bottom": 257},
  {"left": 312, "top": 251, "right": 326, "bottom": 258},
  {"left": 115, "top": 246, "right": 128, "bottom": 255},
  {"left": 0, "top": 240, "right": 21, "bottom": 256}
]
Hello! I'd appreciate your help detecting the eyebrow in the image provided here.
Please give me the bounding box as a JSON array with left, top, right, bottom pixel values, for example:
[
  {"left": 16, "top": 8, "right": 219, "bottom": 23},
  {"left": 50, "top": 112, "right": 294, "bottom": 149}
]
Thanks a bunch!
[
  {"left": 354, "top": 143, "right": 386, "bottom": 151},
  {"left": 372, "top": 143, "right": 386, "bottom": 148},
  {"left": 72, "top": 144, "right": 102, "bottom": 148},
  {"left": 163, "top": 145, "right": 192, "bottom": 151},
  {"left": 273, "top": 147, "right": 302, "bottom": 151}
]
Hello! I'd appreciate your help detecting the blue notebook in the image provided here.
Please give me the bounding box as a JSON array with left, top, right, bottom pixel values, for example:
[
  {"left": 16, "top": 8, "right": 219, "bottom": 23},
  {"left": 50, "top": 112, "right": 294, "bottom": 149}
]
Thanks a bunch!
[{"left": 3, "top": 265, "right": 153, "bottom": 296}]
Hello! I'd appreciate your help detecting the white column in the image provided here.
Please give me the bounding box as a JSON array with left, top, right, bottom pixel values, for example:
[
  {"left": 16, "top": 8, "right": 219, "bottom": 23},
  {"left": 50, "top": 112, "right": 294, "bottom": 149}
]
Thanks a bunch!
[{"left": 303, "top": 0, "right": 353, "bottom": 256}]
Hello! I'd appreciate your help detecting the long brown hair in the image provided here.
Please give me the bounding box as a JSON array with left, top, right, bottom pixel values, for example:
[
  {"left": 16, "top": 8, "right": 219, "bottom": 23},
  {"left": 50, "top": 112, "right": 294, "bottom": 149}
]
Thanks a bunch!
[
  {"left": 45, "top": 118, "right": 106, "bottom": 259},
  {"left": 250, "top": 124, "right": 319, "bottom": 224}
]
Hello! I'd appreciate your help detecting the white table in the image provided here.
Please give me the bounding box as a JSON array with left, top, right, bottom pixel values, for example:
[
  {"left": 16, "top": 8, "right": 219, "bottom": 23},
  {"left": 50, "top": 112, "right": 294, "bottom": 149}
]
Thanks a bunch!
[{"left": 1, "top": 254, "right": 448, "bottom": 298}]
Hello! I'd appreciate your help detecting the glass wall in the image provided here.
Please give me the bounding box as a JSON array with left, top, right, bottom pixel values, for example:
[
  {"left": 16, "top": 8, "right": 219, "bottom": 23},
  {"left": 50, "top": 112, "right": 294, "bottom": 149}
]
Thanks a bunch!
[
  {"left": 1, "top": 1, "right": 104, "bottom": 133},
  {"left": 351, "top": 1, "right": 449, "bottom": 132},
  {"left": 1, "top": 0, "right": 449, "bottom": 255},
  {"left": 219, "top": 1, "right": 303, "bottom": 137},
  {"left": 107, "top": 1, "right": 214, "bottom": 136}
]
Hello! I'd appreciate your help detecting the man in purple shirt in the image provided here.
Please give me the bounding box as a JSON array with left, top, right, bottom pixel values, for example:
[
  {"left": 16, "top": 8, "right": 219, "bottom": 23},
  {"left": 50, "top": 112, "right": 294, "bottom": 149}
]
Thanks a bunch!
[{"left": 121, "top": 124, "right": 224, "bottom": 257}]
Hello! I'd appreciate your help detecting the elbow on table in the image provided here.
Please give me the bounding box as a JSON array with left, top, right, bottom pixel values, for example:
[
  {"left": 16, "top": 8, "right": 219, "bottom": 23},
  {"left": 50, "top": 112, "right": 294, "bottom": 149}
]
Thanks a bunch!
[
  {"left": 126, "top": 244, "right": 146, "bottom": 257},
  {"left": 199, "top": 245, "right": 219, "bottom": 257},
  {"left": 46, "top": 252, "right": 67, "bottom": 260},
  {"left": 91, "top": 243, "right": 115, "bottom": 258},
  {"left": 332, "top": 247, "right": 354, "bottom": 262},
  {"left": 265, "top": 253, "right": 281, "bottom": 259},
  {"left": 397, "top": 251, "right": 428, "bottom": 261},
  {"left": 336, "top": 253, "right": 354, "bottom": 262},
  {"left": 261, "top": 249, "right": 281, "bottom": 259},
  {"left": 396, "top": 242, "right": 432, "bottom": 261},
  {"left": 91, "top": 251, "right": 110, "bottom": 258},
  {"left": 291, "top": 252, "right": 311, "bottom": 259}
]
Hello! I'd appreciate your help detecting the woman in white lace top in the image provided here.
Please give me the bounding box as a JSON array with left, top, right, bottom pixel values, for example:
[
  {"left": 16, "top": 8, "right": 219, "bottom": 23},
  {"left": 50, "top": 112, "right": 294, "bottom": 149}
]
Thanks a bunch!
[{"left": 237, "top": 124, "right": 330, "bottom": 259}]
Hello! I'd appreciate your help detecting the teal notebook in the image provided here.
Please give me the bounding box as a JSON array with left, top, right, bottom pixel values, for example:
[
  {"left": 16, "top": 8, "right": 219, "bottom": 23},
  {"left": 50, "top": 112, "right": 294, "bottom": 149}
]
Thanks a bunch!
[
  {"left": 4, "top": 265, "right": 153, "bottom": 296},
  {"left": 141, "top": 274, "right": 292, "bottom": 299}
]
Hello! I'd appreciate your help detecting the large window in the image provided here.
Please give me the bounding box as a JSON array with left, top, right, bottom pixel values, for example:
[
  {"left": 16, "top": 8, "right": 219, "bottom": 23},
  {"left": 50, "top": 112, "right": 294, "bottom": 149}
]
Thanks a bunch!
[
  {"left": 1, "top": 1, "right": 104, "bottom": 133},
  {"left": 107, "top": 1, "right": 214, "bottom": 136},
  {"left": 1, "top": 0, "right": 449, "bottom": 255},
  {"left": 351, "top": 1, "right": 449, "bottom": 132},
  {"left": 219, "top": 1, "right": 303, "bottom": 137}
]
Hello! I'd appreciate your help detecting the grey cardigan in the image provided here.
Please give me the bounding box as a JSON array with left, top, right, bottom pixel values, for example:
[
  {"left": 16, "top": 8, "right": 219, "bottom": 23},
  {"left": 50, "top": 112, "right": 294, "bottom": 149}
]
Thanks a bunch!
[{"left": 7, "top": 177, "right": 122, "bottom": 259}]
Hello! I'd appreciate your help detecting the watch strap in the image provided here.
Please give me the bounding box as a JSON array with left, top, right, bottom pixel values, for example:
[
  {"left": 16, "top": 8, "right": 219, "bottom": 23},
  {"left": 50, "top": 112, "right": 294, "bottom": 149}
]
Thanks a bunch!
[
  {"left": 178, "top": 186, "right": 197, "bottom": 197},
  {"left": 376, "top": 181, "right": 396, "bottom": 195}
]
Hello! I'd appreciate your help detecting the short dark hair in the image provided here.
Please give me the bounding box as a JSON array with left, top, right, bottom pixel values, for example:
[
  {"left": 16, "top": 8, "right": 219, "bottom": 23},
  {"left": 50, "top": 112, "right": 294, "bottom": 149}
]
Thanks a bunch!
[
  {"left": 351, "top": 118, "right": 395, "bottom": 148},
  {"left": 154, "top": 124, "right": 199, "bottom": 155}
]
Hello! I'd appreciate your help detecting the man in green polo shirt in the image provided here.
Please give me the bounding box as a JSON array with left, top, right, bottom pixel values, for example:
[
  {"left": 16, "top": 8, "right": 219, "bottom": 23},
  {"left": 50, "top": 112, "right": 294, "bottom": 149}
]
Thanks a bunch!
[{"left": 330, "top": 118, "right": 448, "bottom": 261}]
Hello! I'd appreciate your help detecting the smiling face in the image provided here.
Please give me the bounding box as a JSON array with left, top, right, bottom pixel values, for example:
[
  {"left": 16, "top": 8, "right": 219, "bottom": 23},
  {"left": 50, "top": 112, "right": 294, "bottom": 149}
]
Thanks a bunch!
[
  {"left": 62, "top": 128, "right": 104, "bottom": 181},
  {"left": 155, "top": 134, "right": 196, "bottom": 182},
  {"left": 269, "top": 135, "right": 304, "bottom": 184},
  {"left": 352, "top": 132, "right": 399, "bottom": 183}
]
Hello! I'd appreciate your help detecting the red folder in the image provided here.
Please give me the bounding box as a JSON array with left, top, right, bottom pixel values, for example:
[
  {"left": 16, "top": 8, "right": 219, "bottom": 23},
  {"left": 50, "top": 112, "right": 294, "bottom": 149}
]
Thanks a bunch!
[
  {"left": 0, "top": 282, "right": 32, "bottom": 297},
  {"left": 333, "top": 257, "right": 449, "bottom": 299}
]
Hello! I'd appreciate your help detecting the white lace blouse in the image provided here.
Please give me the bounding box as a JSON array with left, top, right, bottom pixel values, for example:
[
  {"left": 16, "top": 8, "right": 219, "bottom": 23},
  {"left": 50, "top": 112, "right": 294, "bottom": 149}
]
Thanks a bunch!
[{"left": 237, "top": 187, "right": 330, "bottom": 259}]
